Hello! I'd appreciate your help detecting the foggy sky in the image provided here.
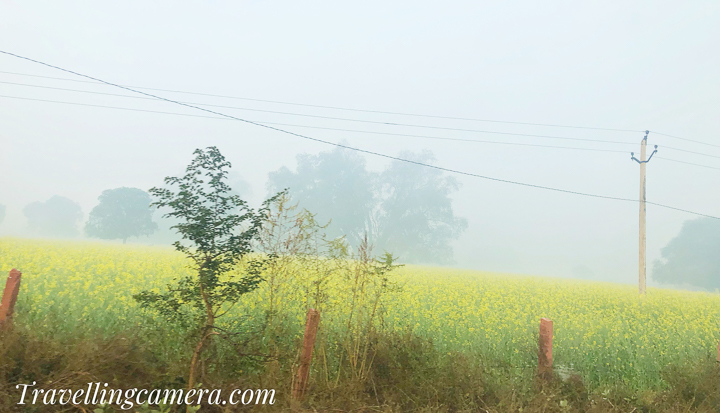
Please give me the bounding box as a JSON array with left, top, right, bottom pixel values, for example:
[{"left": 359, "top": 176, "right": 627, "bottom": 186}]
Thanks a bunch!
[{"left": 1, "top": 1, "right": 719, "bottom": 286}]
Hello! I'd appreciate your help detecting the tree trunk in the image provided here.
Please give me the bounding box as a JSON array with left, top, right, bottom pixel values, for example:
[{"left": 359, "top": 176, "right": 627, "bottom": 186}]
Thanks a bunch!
[
  {"left": 187, "top": 281, "right": 216, "bottom": 398},
  {"left": 187, "top": 325, "right": 213, "bottom": 388}
]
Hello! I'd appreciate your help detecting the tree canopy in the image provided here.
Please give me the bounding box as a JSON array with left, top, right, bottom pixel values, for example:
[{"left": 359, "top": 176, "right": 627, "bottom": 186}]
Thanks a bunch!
[
  {"left": 267, "top": 147, "right": 467, "bottom": 264},
  {"left": 23, "top": 195, "right": 83, "bottom": 238},
  {"left": 653, "top": 217, "right": 720, "bottom": 290},
  {"left": 375, "top": 151, "right": 468, "bottom": 264},
  {"left": 267, "top": 146, "right": 376, "bottom": 246},
  {"left": 85, "top": 187, "right": 158, "bottom": 243}
]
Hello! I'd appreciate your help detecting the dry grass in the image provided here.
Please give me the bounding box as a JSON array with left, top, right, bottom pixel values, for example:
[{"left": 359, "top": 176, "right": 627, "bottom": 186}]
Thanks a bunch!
[{"left": 1, "top": 324, "right": 718, "bottom": 412}]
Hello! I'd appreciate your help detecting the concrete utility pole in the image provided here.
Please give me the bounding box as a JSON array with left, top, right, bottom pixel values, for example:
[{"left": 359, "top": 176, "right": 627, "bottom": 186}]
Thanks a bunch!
[{"left": 631, "top": 131, "right": 657, "bottom": 295}]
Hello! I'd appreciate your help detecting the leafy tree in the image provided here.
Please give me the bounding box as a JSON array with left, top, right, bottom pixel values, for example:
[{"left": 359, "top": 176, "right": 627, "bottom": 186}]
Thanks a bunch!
[
  {"left": 22, "top": 195, "right": 83, "bottom": 238},
  {"left": 140, "top": 173, "right": 251, "bottom": 246},
  {"left": 267, "top": 146, "right": 376, "bottom": 246},
  {"left": 375, "top": 150, "right": 468, "bottom": 264},
  {"left": 653, "top": 217, "right": 720, "bottom": 290},
  {"left": 85, "top": 187, "right": 158, "bottom": 244},
  {"left": 267, "top": 147, "right": 468, "bottom": 264},
  {"left": 0, "top": 204, "right": 5, "bottom": 225},
  {"left": 134, "top": 146, "right": 282, "bottom": 392}
]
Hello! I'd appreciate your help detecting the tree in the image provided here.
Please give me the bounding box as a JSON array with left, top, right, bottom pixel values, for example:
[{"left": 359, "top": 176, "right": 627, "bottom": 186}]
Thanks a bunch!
[
  {"left": 267, "top": 147, "right": 468, "bottom": 264},
  {"left": 653, "top": 217, "right": 720, "bottom": 290},
  {"left": 267, "top": 146, "right": 377, "bottom": 246},
  {"left": 22, "top": 195, "right": 83, "bottom": 238},
  {"left": 134, "top": 146, "right": 282, "bottom": 394},
  {"left": 375, "top": 150, "right": 468, "bottom": 264},
  {"left": 85, "top": 187, "right": 158, "bottom": 244}
]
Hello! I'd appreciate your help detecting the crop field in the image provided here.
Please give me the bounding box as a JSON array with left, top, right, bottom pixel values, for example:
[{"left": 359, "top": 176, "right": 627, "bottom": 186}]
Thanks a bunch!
[{"left": 1, "top": 237, "right": 719, "bottom": 396}]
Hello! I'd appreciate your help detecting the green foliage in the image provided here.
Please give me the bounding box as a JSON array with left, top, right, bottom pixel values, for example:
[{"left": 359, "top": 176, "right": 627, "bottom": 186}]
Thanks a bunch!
[
  {"left": 338, "top": 240, "right": 403, "bottom": 381},
  {"left": 267, "top": 147, "right": 467, "bottom": 264},
  {"left": 255, "top": 193, "right": 404, "bottom": 386},
  {"left": 85, "top": 187, "right": 158, "bottom": 243},
  {"left": 376, "top": 150, "right": 468, "bottom": 264},
  {"left": 653, "top": 217, "right": 720, "bottom": 290},
  {"left": 133, "top": 146, "right": 283, "bottom": 389},
  {"left": 22, "top": 195, "right": 82, "bottom": 238},
  {"left": 136, "top": 147, "right": 277, "bottom": 320},
  {"left": 267, "top": 146, "right": 376, "bottom": 247}
]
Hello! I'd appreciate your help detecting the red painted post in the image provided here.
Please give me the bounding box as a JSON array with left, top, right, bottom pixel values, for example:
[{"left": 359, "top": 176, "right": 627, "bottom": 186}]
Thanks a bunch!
[
  {"left": 292, "top": 308, "right": 320, "bottom": 401},
  {"left": 0, "top": 269, "right": 22, "bottom": 327},
  {"left": 538, "top": 318, "right": 553, "bottom": 377}
]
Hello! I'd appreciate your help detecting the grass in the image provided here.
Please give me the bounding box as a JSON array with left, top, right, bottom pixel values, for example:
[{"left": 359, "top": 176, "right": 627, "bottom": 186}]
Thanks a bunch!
[{"left": 1, "top": 237, "right": 719, "bottom": 412}]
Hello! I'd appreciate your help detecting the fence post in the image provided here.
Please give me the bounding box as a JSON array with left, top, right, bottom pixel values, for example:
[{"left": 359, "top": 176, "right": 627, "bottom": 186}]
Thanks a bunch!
[
  {"left": 292, "top": 308, "right": 320, "bottom": 402},
  {"left": 0, "top": 269, "right": 22, "bottom": 327},
  {"left": 538, "top": 317, "right": 553, "bottom": 378}
]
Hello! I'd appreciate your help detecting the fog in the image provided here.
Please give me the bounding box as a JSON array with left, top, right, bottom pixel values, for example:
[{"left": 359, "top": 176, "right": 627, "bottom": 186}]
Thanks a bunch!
[{"left": 1, "top": 1, "right": 718, "bottom": 286}]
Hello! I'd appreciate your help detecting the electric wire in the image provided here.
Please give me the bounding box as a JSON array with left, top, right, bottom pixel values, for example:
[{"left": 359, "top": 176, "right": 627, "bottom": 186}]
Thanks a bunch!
[
  {"left": 7, "top": 93, "right": 719, "bottom": 163},
  {"left": 6, "top": 80, "right": 718, "bottom": 159},
  {"left": 0, "top": 70, "right": 644, "bottom": 133},
  {"left": 0, "top": 94, "right": 629, "bottom": 154},
  {"left": 660, "top": 146, "right": 720, "bottom": 160},
  {"left": 2, "top": 70, "right": 717, "bottom": 150},
  {"left": 0, "top": 80, "right": 637, "bottom": 146},
  {"left": 1, "top": 50, "right": 718, "bottom": 220},
  {"left": 656, "top": 157, "right": 720, "bottom": 171},
  {"left": 651, "top": 131, "right": 720, "bottom": 149}
]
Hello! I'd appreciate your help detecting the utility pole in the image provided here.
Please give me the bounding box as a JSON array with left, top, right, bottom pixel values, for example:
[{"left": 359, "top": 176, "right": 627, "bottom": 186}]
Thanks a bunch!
[{"left": 631, "top": 131, "right": 657, "bottom": 295}]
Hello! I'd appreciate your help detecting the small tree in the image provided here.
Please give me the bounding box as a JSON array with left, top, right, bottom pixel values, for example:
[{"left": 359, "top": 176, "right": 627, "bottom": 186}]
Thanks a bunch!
[
  {"left": 133, "top": 146, "right": 282, "bottom": 393},
  {"left": 85, "top": 187, "right": 158, "bottom": 243}
]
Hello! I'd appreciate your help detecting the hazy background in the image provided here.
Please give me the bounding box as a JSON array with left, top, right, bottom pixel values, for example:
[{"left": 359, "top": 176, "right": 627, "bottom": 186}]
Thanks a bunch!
[{"left": 1, "top": 1, "right": 718, "bottom": 285}]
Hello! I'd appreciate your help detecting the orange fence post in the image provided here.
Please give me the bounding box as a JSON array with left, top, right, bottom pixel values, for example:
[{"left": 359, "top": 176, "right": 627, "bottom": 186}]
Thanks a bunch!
[
  {"left": 292, "top": 308, "right": 320, "bottom": 401},
  {"left": 0, "top": 269, "right": 22, "bottom": 327},
  {"left": 538, "top": 317, "right": 553, "bottom": 377}
]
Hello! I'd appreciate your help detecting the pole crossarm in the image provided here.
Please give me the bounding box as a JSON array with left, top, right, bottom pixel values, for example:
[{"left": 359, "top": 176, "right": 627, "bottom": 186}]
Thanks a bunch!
[
  {"left": 631, "top": 131, "right": 658, "bottom": 164},
  {"left": 631, "top": 147, "right": 658, "bottom": 164}
]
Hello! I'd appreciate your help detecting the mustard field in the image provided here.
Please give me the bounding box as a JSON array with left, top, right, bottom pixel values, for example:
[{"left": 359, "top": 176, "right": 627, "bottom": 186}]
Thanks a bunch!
[{"left": 1, "top": 237, "right": 719, "bottom": 392}]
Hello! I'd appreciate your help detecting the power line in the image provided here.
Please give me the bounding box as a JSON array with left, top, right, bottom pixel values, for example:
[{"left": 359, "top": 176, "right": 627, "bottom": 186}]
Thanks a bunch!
[
  {"left": 7, "top": 92, "right": 718, "bottom": 166},
  {"left": 661, "top": 145, "right": 720, "bottom": 160},
  {"left": 0, "top": 80, "right": 637, "bottom": 146},
  {"left": 0, "top": 93, "right": 224, "bottom": 118},
  {"left": 656, "top": 157, "right": 720, "bottom": 171},
  {"left": 271, "top": 123, "right": 628, "bottom": 153},
  {"left": 9, "top": 79, "right": 720, "bottom": 160},
  {"left": 2, "top": 93, "right": 718, "bottom": 169},
  {"left": 651, "top": 131, "right": 720, "bottom": 149},
  {"left": 0, "top": 94, "right": 629, "bottom": 154},
  {"left": 1, "top": 50, "right": 718, "bottom": 220},
  {"left": 0, "top": 80, "right": 148, "bottom": 99},
  {"left": 0, "top": 69, "right": 644, "bottom": 133},
  {"left": 3, "top": 69, "right": 717, "bottom": 151}
]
